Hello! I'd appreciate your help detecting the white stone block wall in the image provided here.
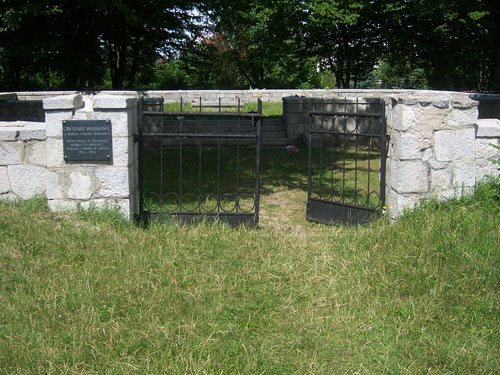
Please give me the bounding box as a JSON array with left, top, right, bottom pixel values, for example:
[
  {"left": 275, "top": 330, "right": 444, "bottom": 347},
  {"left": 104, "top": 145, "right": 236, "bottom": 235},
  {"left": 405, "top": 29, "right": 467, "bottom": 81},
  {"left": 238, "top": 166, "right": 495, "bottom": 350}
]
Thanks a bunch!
[
  {"left": 384, "top": 93, "right": 500, "bottom": 219},
  {"left": 0, "top": 93, "right": 138, "bottom": 219},
  {"left": 5, "top": 89, "right": 412, "bottom": 105},
  {"left": 0, "top": 122, "right": 48, "bottom": 201}
]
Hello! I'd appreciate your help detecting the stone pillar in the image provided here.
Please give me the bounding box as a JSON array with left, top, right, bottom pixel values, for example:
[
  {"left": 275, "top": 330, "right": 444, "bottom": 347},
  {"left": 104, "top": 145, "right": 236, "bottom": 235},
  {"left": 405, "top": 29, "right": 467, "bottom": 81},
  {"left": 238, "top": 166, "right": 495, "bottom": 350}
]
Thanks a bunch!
[
  {"left": 384, "top": 92, "right": 484, "bottom": 219},
  {"left": 283, "top": 97, "right": 308, "bottom": 143},
  {"left": 42, "top": 94, "right": 138, "bottom": 219}
]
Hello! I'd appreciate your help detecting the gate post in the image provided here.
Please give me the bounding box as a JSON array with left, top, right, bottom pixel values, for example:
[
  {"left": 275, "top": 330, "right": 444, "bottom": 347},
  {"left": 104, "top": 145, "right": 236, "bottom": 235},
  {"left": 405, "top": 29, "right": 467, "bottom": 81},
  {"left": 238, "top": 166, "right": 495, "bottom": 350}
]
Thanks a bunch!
[
  {"left": 41, "top": 94, "right": 139, "bottom": 219},
  {"left": 383, "top": 92, "right": 492, "bottom": 220}
]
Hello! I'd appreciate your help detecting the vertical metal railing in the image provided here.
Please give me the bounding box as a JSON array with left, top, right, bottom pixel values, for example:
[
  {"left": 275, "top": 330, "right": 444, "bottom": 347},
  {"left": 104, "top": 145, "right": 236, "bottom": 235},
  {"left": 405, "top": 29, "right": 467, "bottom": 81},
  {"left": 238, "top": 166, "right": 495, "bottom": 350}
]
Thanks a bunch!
[
  {"left": 306, "top": 98, "right": 387, "bottom": 225},
  {"left": 137, "top": 97, "right": 265, "bottom": 226}
]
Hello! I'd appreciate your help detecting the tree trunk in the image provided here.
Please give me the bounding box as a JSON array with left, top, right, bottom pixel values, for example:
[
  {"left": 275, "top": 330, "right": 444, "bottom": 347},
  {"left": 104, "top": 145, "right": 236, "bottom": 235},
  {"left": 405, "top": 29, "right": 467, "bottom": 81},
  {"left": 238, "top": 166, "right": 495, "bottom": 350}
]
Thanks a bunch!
[{"left": 109, "top": 43, "right": 125, "bottom": 89}]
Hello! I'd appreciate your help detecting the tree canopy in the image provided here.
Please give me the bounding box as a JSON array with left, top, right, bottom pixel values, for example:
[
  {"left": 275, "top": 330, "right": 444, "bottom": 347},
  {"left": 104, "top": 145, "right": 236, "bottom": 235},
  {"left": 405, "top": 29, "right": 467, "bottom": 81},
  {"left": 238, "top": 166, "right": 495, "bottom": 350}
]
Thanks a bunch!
[{"left": 0, "top": 0, "right": 498, "bottom": 91}]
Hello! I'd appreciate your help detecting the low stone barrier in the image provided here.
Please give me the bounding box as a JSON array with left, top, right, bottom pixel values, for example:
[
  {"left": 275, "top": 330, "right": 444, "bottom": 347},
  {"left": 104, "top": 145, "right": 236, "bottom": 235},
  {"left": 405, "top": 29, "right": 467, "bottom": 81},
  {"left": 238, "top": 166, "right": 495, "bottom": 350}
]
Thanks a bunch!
[
  {"left": 0, "top": 93, "right": 138, "bottom": 219},
  {"left": 7, "top": 89, "right": 410, "bottom": 104},
  {"left": 384, "top": 92, "right": 500, "bottom": 219}
]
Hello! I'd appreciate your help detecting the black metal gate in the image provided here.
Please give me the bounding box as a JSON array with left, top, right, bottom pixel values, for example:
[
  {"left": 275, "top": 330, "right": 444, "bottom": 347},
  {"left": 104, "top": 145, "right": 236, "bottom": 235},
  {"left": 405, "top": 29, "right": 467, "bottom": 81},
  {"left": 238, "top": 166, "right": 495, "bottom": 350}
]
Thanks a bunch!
[
  {"left": 307, "top": 98, "right": 387, "bottom": 225},
  {"left": 137, "top": 98, "right": 264, "bottom": 226}
]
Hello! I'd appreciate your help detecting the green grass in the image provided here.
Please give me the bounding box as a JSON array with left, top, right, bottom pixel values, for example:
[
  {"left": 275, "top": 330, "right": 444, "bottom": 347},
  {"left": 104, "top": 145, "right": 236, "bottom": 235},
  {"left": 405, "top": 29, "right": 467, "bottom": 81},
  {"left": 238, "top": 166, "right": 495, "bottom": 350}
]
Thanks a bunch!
[
  {"left": 1, "top": 180, "right": 499, "bottom": 374},
  {"left": 163, "top": 101, "right": 283, "bottom": 116}
]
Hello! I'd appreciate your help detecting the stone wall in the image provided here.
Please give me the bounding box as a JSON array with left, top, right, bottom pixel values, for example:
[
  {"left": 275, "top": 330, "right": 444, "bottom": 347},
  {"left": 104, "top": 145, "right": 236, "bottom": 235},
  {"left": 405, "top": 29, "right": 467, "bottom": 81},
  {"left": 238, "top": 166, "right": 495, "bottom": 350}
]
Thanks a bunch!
[
  {"left": 0, "top": 94, "right": 138, "bottom": 219},
  {"left": 384, "top": 92, "right": 500, "bottom": 219},
  {"left": 282, "top": 96, "right": 383, "bottom": 143},
  {"left": 0, "top": 122, "right": 48, "bottom": 200},
  {"left": 8, "top": 89, "right": 410, "bottom": 104}
]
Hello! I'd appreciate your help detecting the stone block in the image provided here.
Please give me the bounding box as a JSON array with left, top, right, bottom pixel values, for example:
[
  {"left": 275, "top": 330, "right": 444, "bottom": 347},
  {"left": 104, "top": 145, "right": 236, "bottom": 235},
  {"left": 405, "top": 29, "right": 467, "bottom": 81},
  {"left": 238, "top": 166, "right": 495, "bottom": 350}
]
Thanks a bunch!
[
  {"left": 286, "top": 113, "right": 299, "bottom": 125},
  {"left": 92, "top": 110, "right": 131, "bottom": 137},
  {"left": 0, "top": 167, "right": 10, "bottom": 193},
  {"left": 434, "top": 98, "right": 450, "bottom": 109},
  {"left": 476, "top": 164, "right": 499, "bottom": 182},
  {"left": 43, "top": 94, "right": 83, "bottom": 110},
  {"left": 447, "top": 107, "right": 478, "bottom": 127},
  {"left": 476, "top": 119, "right": 500, "bottom": 137},
  {"left": 45, "top": 111, "right": 73, "bottom": 137},
  {"left": 287, "top": 123, "right": 304, "bottom": 134},
  {"left": 453, "top": 162, "right": 476, "bottom": 187},
  {"left": 389, "top": 159, "right": 428, "bottom": 194},
  {"left": 450, "top": 98, "right": 478, "bottom": 109},
  {"left": 0, "top": 127, "right": 18, "bottom": 141},
  {"left": 93, "top": 94, "right": 136, "bottom": 109},
  {"left": 19, "top": 123, "right": 46, "bottom": 140},
  {"left": 46, "top": 138, "right": 65, "bottom": 168},
  {"left": 45, "top": 170, "right": 64, "bottom": 200},
  {"left": 67, "top": 170, "right": 94, "bottom": 200},
  {"left": 74, "top": 107, "right": 94, "bottom": 120},
  {"left": 25, "top": 141, "right": 47, "bottom": 166},
  {"left": 391, "top": 132, "right": 430, "bottom": 160},
  {"left": 386, "top": 188, "right": 422, "bottom": 220},
  {"left": 397, "top": 96, "right": 419, "bottom": 105},
  {"left": 434, "top": 128, "right": 475, "bottom": 162},
  {"left": 95, "top": 167, "right": 129, "bottom": 197},
  {"left": 430, "top": 168, "right": 452, "bottom": 191},
  {"left": 7, "top": 165, "right": 46, "bottom": 199},
  {"left": 112, "top": 137, "right": 131, "bottom": 167},
  {"left": 393, "top": 105, "right": 416, "bottom": 132},
  {"left": 475, "top": 137, "right": 500, "bottom": 160},
  {"left": 0, "top": 141, "right": 23, "bottom": 165}
]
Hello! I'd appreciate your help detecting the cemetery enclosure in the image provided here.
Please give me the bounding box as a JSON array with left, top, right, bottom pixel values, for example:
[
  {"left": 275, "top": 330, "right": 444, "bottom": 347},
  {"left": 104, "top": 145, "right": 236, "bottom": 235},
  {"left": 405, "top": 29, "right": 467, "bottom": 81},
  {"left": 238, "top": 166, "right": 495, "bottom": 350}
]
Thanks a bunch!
[{"left": 0, "top": 90, "right": 499, "bottom": 224}]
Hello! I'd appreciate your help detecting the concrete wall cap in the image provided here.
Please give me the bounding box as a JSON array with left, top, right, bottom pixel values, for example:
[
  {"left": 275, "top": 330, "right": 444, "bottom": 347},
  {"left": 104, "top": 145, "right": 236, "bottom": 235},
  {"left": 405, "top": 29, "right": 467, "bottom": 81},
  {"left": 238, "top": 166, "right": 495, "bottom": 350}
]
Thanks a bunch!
[
  {"left": 476, "top": 118, "right": 500, "bottom": 137},
  {"left": 93, "top": 94, "right": 136, "bottom": 109},
  {"left": 43, "top": 94, "right": 83, "bottom": 110}
]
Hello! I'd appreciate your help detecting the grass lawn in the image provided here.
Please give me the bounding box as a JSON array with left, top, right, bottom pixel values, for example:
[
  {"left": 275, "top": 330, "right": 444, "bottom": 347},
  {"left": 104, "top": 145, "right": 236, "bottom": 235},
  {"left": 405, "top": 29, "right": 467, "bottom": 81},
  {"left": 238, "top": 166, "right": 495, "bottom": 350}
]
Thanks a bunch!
[
  {"left": 1, "top": 169, "right": 499, "bottom": 374},
  {"left": 163, "top": 101, "right": 284, "bottom": 117}
]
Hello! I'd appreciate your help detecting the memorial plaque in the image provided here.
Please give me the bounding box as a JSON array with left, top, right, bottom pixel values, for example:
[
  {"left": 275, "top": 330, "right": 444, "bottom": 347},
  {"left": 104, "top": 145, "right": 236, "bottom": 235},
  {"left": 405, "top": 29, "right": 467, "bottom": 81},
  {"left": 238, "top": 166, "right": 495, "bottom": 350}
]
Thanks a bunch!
[{"left": 63, "top": 120, "right": 112, "bottom": 161}]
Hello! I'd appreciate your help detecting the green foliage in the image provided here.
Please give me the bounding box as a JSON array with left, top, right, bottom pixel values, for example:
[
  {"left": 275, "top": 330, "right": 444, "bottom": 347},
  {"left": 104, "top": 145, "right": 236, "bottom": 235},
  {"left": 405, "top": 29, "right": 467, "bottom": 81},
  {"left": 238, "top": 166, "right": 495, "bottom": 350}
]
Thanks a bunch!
[
  {"left": 384, "top": 0, "right": 500, "bottom": 91},
  {"left": 152, "top": 60, "right": 189, "bottom": 90},
  {"left": 1, "top": 0, "right": 498, "bottom": 90},
  {"left": 0, "top": 0, "right": 199, "bottom": 90}
]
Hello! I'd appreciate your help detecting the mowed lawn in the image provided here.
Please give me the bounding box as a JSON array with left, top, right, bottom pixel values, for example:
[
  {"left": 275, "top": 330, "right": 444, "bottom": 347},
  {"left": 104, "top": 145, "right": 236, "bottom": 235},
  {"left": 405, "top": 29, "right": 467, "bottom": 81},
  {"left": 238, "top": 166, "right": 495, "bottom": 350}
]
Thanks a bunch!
[{"left": 0, "top": 177, "right": 499, "bottom": 373}]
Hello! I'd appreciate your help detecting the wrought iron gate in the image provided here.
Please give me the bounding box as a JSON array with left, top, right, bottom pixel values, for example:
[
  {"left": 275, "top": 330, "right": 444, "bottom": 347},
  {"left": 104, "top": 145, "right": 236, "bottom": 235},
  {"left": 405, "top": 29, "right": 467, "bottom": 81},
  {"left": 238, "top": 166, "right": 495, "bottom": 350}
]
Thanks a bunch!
[
  {"left": 307, "top": 98, "right": 387, "bottom": 225},
  {"left": 137, "top": 98, "right": 264, "bottom": 226}
]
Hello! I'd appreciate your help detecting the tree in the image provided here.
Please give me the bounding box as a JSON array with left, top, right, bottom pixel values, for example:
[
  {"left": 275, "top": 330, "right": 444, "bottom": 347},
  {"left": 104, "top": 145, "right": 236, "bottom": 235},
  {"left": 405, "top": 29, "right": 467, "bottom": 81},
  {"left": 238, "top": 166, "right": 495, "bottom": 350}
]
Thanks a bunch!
[
  {"left": 0, "top": 0, "right": 200, "bottom": 90},
  {"left": 303, "top": 0, "right": 385, "bottom": 88},
  {"left": 384, "top": 0, "right": 500, "bottom": 91},
  {"left": 199, "top": 0, "right": 317, "bottom": 89}
]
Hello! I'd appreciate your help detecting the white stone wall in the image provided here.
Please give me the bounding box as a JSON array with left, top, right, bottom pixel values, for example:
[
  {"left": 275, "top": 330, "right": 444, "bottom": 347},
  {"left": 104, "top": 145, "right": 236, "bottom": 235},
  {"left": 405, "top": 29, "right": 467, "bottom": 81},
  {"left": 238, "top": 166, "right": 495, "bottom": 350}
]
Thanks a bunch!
[
  {"left": 384, "top": 93, "right": 500, "bottom": 219},
  {"left": 7, "top": 89, "right": 411, "bottom": 104},
  {"left": 0, "top": 122, "right": 48, "bottom": 201},
  {"left": 0, "top": 93, "right": 138, "bottom": 219}
]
